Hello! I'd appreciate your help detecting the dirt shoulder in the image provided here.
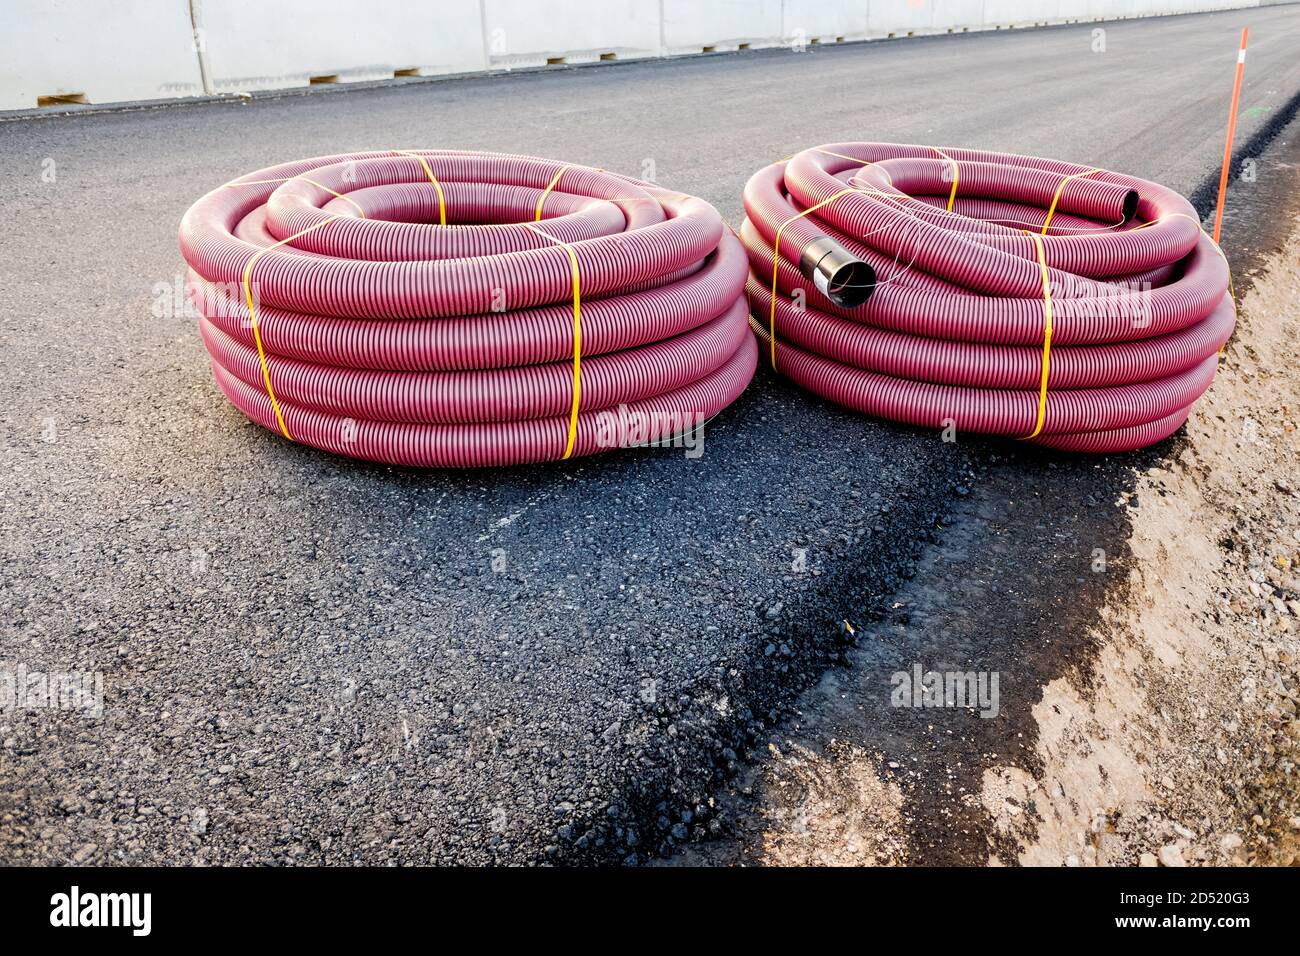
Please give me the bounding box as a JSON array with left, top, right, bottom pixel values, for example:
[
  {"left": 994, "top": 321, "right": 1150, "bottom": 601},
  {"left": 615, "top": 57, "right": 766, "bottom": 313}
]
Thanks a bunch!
[
  {"left": 988, "top": 226, "right": 1300, "bottom": 867},
  {"left": 672, "top": 149, "right": 1300, "bottom": 870}
]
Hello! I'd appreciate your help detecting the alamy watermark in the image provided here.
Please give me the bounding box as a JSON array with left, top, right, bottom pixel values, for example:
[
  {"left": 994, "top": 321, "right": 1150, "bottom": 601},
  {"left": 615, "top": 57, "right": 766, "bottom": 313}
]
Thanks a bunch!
[
  {"left": 592, "top": 404, "right": 706, "bottom": 459},
  {"left": 891, "top": 663, "right": 999, "bottom": 718},
  {"left": 50, "top": 886, "right": 150, "bottom": 936},
  {"left": 152, "top": 273, "right": 260, "bottom": 323},
  {"left": 1, "top": 664, "right": 103, "bottom": 719}
]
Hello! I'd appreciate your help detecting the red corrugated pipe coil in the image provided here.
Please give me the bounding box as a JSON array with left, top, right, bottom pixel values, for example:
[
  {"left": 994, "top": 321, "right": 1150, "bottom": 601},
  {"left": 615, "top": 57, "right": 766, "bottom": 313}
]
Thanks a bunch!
[
  {"left": 180, "top": 150, "right": 755, "bottom": 467},
  {"left": 741, "top": 142, "right": 1234, "bottom": 452}
]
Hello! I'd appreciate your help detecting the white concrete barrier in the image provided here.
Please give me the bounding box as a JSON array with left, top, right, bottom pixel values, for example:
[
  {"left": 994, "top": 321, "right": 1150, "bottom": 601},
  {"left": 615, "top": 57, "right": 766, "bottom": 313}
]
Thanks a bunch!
[
  {"left": 662, "top": 1, "right": 783, "bottom": 53},
  {"left": 0, "top": 0, "right": 1276, "bottom": 112},
  {"left": 197, "top": 0, "right": 485, "bottom": 93},
  {"left": 0, "top": 0, "right": 203, "bottom": 111},
  {"left": 484, "top": 0, "right": 660, "bottom": 67}
]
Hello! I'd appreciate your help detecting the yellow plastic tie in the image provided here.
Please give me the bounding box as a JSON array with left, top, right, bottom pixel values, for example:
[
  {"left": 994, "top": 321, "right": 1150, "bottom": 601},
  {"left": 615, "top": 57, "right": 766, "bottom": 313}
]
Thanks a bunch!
[
  {"left": 524, "top": 223, "right": 582, "bottom": 458},
  {"left": 1041, "top": 168, "right": 1100, "bottom": 235},
  {"left": 222, "top": 177, "right": 293, "bottom": 188},
  {"left": 241, "top": 216, "right": 341, "bottom": 441},
  {"left": 768, "top": 187, "right": 865, "bottom": 371},
  {"left": 535, "top": 165, "right": 571, "bottom": 222},
  {"left": 1132, "top": 211, "right": 1202, "bottom": 231},
  {"left": 1021, "top": 232, "right": 1054, "bottom": 440},
  {"left": 932, "top": 147, "right": 959, "bottom": 211},
  {"left": 223, "top": 175, "right": 364, "bottom": 218},
  {"left": 813, "top": 148, "right": 870, "bottom": 166},
  {"left": 393, "top": 150, "right": 446, "bottom": 225},
  {"left": 297, "top": 177, "right": 365, "bottom": 218}
]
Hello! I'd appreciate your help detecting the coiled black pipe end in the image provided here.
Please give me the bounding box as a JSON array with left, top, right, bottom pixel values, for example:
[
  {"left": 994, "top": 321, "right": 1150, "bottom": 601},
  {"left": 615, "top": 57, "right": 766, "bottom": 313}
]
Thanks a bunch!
[{"left": 799, "top": 236, "right": 875, "bottom": 308}]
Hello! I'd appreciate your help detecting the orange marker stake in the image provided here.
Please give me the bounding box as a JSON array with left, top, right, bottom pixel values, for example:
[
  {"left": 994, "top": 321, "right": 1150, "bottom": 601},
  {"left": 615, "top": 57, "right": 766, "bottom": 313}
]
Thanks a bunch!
[{"left": 1212, "top": 27, "right": 1249, "bottom": 245}]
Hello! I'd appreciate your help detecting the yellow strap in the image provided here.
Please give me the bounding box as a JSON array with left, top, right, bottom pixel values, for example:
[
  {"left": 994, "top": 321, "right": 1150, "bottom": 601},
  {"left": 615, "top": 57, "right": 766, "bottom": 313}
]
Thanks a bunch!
[
  {"left": 1021, "top": 232, "right": 1054, "bottom": 440},
  {"left": 768, "top": 188, "right": 866, "bottom": 371},
  {"left": 1041, "top": 168, "right": 1100, "bottom": 235},
  {"left": 223, "top": 177, "right": 294, "bottom": 188},
  {"left": 813, "top": 147, "right": 869, "bottom": 165},
  {"left": 535, "top": 165, "right": 571, "bottom": 221},
  {"left": 932, "top": 147, "right": 959, "bottom": 211},
  {"left": 223, "top": 175, "right": 364, "bottom": 218},
  {"left": 241, "top": 216, "right": 341, "bottom": 441},
  {"left": 1132, "top": 211, "right": 1202, "bottom": 231},
  {"left": 523, "top": 224, "right": 582, "bottom": 458},
  {"left": 297, "top": 177, "right": 365, "bottom": 218},
  {"left": 393, "top": 150, "right": 446, "bottom": 225}
]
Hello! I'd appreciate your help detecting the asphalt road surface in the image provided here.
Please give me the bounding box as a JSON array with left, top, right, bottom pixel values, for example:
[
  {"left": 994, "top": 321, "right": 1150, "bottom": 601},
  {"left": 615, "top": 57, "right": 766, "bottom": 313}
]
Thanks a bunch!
[{"left": 2, "top": 7, "right": 1299, "bottom": 865}]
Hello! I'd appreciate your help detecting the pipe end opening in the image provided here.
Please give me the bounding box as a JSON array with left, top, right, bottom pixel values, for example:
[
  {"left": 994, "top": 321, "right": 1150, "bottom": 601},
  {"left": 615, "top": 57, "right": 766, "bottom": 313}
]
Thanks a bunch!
[
  {"left": 1122, "top": 189, "right": 1139, "bottom": 221},
  {"left": 800, "top": 237, "right": 876, "bottom": 309},
  {"left": 825, "top": 260, "right": 875, "bottom": 309}
]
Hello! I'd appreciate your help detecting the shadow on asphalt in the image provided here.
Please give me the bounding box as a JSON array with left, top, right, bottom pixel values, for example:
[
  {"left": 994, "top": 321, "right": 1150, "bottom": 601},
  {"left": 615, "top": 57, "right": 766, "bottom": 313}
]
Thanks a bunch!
[{"left": 668, "top": 100, "right": 1300, "bottom": 865}]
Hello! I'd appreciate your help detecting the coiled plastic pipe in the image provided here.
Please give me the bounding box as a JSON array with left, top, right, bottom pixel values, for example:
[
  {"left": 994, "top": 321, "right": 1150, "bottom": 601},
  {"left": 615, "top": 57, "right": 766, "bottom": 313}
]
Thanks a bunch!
[
  {"left": 180, "top": 150, "right": 755, "bottom": 467},
  {"left": 742, "top": 143, "right": 1234, "bottom": 452}
]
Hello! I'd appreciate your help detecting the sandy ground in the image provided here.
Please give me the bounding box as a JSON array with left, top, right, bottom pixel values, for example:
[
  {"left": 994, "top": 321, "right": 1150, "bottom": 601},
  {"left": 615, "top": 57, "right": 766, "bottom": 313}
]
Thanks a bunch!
[
  {"left": 679, "top": 226, "right": 1300, "bottom": 868},
  {"left": 986, "top": 231, "right": 1300, "bottom": 868}
]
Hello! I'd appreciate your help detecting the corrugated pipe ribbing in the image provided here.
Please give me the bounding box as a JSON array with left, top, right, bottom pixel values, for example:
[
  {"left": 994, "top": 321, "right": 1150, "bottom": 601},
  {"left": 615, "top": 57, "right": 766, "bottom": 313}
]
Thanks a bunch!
[
  {"left": 741, "top": 143, "right": 1234, "bottom": 452},
  {"left": 180, "top": 150, "right": 755, "bottom": 467}
]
